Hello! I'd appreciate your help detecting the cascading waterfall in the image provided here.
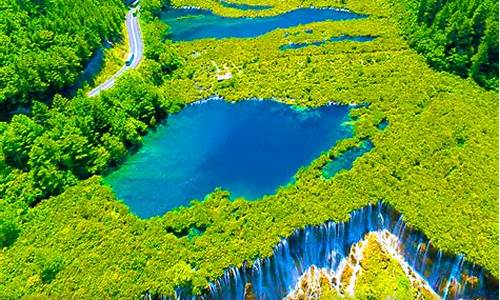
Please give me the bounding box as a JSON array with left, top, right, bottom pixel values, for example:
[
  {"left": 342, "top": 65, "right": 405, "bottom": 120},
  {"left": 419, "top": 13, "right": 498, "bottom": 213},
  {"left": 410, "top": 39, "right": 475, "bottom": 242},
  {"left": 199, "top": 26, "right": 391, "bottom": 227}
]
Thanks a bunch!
[
  {"left": 154, "top": 202, "right": 497, "bottom": 300},
  {"left": 284, "top": 230, "right": 441, "bottom": 299}
]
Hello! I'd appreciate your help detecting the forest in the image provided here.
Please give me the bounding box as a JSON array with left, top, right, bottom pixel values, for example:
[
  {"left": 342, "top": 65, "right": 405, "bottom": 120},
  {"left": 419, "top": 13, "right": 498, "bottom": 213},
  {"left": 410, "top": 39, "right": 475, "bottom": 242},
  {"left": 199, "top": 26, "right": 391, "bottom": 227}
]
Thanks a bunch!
[
  {"left": 0, "top": 0, "right": 183, "bottom": 248},
  {"left": 394, "top": 0, "right": 499, "bottom": 90},
  {"left": 0, "top": 0, "right": 498, "bottom": 298},
  {"left": 0, "top": 0, "right": 125, "bottom": 112}
]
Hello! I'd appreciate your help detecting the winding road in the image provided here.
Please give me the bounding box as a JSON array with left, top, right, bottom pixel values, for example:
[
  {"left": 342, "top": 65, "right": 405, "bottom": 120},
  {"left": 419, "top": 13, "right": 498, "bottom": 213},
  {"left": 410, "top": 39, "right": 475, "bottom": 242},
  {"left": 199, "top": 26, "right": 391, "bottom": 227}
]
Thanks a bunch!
[{"left": 87, "top": 7, "right": 143, "bottom": 97}]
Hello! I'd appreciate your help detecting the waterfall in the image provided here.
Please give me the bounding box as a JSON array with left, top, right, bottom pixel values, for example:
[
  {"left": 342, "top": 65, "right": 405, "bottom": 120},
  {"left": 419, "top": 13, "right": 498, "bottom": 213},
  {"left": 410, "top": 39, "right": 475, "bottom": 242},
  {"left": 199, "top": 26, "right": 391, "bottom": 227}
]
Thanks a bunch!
[{"left": 155, "top": 202, "right": 498, "bottom": 300}]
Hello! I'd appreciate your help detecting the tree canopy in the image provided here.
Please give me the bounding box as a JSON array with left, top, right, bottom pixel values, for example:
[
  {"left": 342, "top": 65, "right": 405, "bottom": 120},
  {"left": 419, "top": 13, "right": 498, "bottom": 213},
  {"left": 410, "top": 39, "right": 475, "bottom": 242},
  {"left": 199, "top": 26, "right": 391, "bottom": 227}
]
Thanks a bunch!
[
  {"left": 0, "top": 0, "right": 125, "bottom": 111},
  {"left": 393, "top": 0, "right": 499, "bottom": 90}
]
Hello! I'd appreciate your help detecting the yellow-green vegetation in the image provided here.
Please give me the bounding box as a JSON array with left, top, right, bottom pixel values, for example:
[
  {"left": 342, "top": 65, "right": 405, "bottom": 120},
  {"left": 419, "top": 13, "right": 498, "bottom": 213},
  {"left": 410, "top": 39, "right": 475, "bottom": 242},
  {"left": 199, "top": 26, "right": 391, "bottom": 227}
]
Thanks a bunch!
[
  {"left": 168, "top": 0, "right": 499, "bottom": 89},
  {"left": 160, "top": 0, "right": 499, "bottom": 276},
  {"left": 161, "top": 17, "right": 407, "bottom": 104},
  {"left": 0, "top": 0, "right": 497, "bottom": 298},
  {"left": 91, "top": 25, "right": 130, "bottom": 88},
  {"left": 289, "top": 234, "right": 430, "bottom": 300},
  {"left": 354, "top": 234, "right": 434, "bottom": 300},
  {"left": 171, "top": 0, "right": 389, "bottom": 17}
]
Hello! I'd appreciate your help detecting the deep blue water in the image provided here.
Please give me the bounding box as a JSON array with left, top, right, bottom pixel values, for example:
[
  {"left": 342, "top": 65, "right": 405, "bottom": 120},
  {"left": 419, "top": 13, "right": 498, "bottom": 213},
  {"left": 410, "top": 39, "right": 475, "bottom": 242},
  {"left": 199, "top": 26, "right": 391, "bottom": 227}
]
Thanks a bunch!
[
  {"left": 105, "top": 100, "right": 352, "bottom": 218},
  {"left": 219, "top": 0, "right": 272, "bottom": 10},
  {"left": 280, "top": 35, "right": 374, "bottom": 50},
  {"left": 160, "top": 8, "right": 365, "bottom": 41},
  {"left": 322, "top": 139, "right": 373, "bottom": 178}
]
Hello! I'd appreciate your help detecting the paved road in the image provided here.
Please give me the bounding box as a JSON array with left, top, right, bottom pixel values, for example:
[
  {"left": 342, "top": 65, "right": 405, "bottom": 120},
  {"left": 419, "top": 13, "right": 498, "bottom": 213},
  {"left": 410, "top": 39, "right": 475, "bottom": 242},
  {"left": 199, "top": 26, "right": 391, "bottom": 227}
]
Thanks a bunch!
[{"left": 88, "top": 7, "right": 143, "bottom": 97}]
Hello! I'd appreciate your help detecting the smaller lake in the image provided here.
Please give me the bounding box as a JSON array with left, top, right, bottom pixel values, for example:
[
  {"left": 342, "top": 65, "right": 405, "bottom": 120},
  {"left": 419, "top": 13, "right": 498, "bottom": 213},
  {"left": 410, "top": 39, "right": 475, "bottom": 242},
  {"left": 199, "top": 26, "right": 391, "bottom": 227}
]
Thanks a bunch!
[
  {"left": 322, "top": 139, "right": 373, "bottom": 178},
  {"left": 105, "top": 100, "right": 352, "bottom": 218},
  {"left": 161, "top": 8, "right": 365, "bottom": 41}
]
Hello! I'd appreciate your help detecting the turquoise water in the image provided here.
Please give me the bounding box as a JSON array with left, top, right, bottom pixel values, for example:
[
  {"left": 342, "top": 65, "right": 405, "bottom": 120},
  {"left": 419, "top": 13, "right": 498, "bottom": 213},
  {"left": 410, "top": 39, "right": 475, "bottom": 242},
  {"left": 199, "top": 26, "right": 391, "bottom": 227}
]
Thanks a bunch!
[
  {"left": 322, "top": 139, "right": 373, "bottom": 178},
  {"left": 105, "top": 100, "right": 352, "bottom": 218},
  {"left": 280, "top": 35, "right": 374, "bottom": 50},
  {"left": 219, "top": 0, "right": 272, "bottom": 10},
  {"left": 161, "top": 8, "right": 365, "bottom": 41}
]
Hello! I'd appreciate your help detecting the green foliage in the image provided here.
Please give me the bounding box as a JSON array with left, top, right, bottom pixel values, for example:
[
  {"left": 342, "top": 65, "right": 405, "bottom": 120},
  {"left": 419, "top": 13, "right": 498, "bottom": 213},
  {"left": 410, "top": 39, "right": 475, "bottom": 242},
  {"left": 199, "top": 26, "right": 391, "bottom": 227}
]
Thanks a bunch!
[
  {"left": 390, "top": 0, "right": 499, "bottom": 90},
  {"left": 2, "top": 115, "right": 43, "bottom": 168},
  {"left": 171, "top": 0, "right": 390, "bottom": 17},
  {"left": 0, "top": 0, "right": 126, "bottom": 110},
  {"left": 0, "top": 198, "right": 26, "bottom": 248},
  {"left": 0, "top": 0, "right": 497, "bottom": 298},
  {"left": 142, "top": 0, "right": 169, "bottom": 19},
  {"left": 0, "top": 69, "right": 182, "bottom": 205},
  {"left": 0, "top": 219, "right": 19, "bottom": 248},
  {"left": 40, "top": 257, "right": 63, "bottom": 284},
  {"left": 0, "top": 179, "right": 192, "bottom": 298},
  {"left": 142, "top": 20, "right": 184, "bottom": 72},
  {"left": 0, "top": 0, "right": 183, "bottom": 250},
  {"left": 354, "top": 235, "right": 428, "bottom": 299}
]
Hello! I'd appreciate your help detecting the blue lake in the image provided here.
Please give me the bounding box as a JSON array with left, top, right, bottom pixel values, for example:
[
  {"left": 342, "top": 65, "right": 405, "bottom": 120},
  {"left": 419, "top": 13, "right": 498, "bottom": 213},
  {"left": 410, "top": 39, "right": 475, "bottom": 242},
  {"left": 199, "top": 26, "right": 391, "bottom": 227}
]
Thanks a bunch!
[
  {"left": 105, "top": 100, "right": 352, "bottom": 218},
  {"left": 160, "top": 8, "right": 365, "bottom": 41}
]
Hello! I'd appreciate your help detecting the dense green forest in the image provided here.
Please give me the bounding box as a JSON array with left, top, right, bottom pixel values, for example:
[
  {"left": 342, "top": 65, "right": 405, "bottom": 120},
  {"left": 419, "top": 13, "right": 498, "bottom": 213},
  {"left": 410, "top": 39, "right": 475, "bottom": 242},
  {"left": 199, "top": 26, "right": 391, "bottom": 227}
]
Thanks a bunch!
[
  {"left": 0, "top": 64, "right": 182, "bottom": 247},
  {"left": 393, "top": 0, "right": 499, "bottom": 90},
  {"left": 0, "top": 0, "right": 183, "bottom": 249},
  {"left": 0, "top": 0, "right": 498, "bottom": 298},
  {"left": 0, "top": 0, "right": 125, "bottom": 111}
]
